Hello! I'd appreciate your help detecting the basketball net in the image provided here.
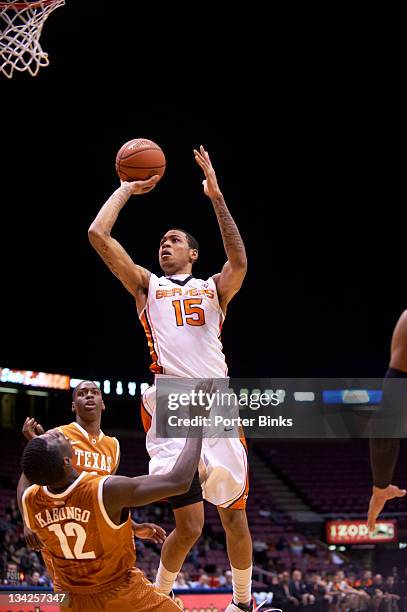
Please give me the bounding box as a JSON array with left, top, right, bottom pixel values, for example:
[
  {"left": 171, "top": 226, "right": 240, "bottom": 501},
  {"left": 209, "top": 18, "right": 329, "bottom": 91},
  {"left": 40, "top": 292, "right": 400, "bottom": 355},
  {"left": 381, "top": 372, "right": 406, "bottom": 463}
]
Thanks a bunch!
[{"left": 0, "top": 0, "right": 65, "bottom": 79}]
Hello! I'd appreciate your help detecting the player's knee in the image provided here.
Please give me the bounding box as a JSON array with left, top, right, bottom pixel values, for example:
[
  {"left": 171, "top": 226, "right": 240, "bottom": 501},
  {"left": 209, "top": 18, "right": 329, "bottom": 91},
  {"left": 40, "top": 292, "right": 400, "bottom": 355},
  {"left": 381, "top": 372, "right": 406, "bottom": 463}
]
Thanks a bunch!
[
  {"left": 176, "top": 510, "right": 203, "bottom": 542},
  {"left": 219, "top": 509, "right": 249, "bottom": 535},
  {"left": 176, "top": 520, "right": 202, "bottom": 546}
]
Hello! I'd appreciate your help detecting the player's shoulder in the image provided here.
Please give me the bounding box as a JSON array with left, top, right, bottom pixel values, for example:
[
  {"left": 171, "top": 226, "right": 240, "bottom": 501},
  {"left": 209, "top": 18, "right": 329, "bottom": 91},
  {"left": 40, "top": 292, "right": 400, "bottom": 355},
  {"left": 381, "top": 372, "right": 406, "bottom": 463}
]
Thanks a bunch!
[
  {"left": 22, "top": 482, "right": 41, "bottom": 502},
  {"left": 153, "top": 274, "right": 213, "bottom": 284},
  {"left": 80, "top": 472, "right": 113, "bottom": 502},
  {"left": 56, "top": 423, "right": 77, "bottom": 441},
  {"left": 20, "top": 483, "right": 41, "bottom": 527},
  {"left": 148, "top": 272, "right": 160, "bottom": 284},
  {"left": 198, "top": 276, "right": 216, "bottom": 285},
  {"left": 104, "top": 433, "right": 120, "bottom": 447},
  {"left": 66, "top": 472, "right": 103, "bottom": 503},
  {"left": 103, "top": 432, "right": 118, "bottom": 441},
  {"left": 396, "top": 310, "right": 407, "bottom": 327},
  {"left": 58, "top": 422, "right": 83, "bottom": 439},
  {"left": 58, "top": 422, "right": 75, "bottom": 433},
  {"left": 393, "top": 311, "right": 407, "bottom": 338},
  {"left": 152, "top": 274, "right": 175, "bottom": 287},
  {"left": 107, "top": 436, "right": 120, "bottom": 466},
  {"left": 188, "top": 276, "right": 217, "bottom": 288},
  {"left": 76, "top": 471, "right": 104, "bottom": 491}
]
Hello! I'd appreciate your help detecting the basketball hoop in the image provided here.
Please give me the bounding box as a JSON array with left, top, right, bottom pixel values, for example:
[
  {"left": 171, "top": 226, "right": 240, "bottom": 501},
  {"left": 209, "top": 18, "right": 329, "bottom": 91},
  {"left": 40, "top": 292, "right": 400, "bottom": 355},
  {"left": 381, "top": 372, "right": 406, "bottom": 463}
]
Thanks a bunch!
[{"left": 0, "top": 0, "right": 65, "bottom": 79}]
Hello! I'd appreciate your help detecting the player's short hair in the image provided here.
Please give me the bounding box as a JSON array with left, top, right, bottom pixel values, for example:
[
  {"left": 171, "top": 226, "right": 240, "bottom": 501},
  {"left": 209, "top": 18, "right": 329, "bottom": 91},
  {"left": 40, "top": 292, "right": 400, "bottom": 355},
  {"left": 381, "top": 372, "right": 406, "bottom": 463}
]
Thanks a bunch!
[
  {"left": 21, "top": 437, "right": 65, "bottom": 485},
  {"left": 72, "top": 380, "right": 101, "bottom": 401},
  {"left": 172, "top": 229, "right": 199, "bottom": 252}
]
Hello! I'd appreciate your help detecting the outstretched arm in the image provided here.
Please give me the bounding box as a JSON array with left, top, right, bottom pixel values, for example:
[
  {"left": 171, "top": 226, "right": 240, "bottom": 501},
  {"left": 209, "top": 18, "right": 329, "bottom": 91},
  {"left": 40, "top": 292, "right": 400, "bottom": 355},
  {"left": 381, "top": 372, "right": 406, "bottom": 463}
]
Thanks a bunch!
[
  {"left": 104, "top": 379, "right": 213, "bottom": 522},
  {"left": 194, "top": 146, "right": 247, "bottom": 311},
  {"left": 88, "top": 177, "right": 159, "bottom": 312},
  {"left": 103, "top": 435, "right": 202, "bottom": 522}
]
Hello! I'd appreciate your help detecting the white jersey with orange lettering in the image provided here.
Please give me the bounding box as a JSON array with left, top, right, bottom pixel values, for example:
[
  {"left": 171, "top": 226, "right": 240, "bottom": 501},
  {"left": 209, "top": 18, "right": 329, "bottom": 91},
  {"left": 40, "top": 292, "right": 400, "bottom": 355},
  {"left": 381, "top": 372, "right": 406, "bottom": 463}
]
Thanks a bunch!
[
  {"left": 139, "top": 273, "right": 228, "bottom": 378},
  {"left": 139, "top": 273, "right": 249, "bottom": 510}
]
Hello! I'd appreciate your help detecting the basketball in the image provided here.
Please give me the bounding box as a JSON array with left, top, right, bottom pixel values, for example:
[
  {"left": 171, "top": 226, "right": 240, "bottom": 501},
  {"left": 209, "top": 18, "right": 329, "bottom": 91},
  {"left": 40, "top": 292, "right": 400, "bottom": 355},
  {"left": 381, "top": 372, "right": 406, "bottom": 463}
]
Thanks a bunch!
[{"left": 115, "top": 138, "right": 166, "bottom": 182}]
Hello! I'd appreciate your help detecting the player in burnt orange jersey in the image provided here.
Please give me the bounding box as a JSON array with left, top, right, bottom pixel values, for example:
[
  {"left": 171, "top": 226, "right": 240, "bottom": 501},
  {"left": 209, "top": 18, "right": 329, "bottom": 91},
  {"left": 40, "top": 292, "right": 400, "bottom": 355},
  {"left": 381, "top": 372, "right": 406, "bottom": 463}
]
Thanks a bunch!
[
  {"left": 20, "top": 381, "right": 165, "bottom": 568},
  {"left": 23, "top": 380, "right": 120, "bottom": 476},
  {"left": 18, "top": 411, "right": 204, "bottom": 611}
]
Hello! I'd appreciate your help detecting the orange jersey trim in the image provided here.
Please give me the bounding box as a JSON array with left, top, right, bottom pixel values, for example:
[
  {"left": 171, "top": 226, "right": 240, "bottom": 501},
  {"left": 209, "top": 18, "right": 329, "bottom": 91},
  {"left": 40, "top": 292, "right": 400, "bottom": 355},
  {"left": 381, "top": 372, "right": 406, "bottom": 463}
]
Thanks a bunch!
[
  {"left": 140, "top": 310, "right": 163, "bottom": 374},
  {"left": 140, "top": 399, "right": 152, "bottom": 433},
  {"left": 225, "top": 436, "right": 249, "bottom": 510}
]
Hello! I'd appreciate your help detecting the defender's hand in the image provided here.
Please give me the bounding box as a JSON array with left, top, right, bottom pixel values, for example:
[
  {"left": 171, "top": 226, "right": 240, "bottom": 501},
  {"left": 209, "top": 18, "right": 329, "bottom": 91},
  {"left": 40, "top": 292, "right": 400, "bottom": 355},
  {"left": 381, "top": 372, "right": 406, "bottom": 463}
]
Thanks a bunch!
[
  {"left": 367, "top": 484, "right": 406, "bottom": 532},
  {"left": 120, "top": 175, "right": 160, "bottom": 195},
  {"left": 22, "top": 417, "right": 45, "bottom": 441},
  {"left": 132, "top": 521, "right": 166, "bottom": 544},
  {"left": 194, "top": 145, "right": 222, "bottom": 200}
]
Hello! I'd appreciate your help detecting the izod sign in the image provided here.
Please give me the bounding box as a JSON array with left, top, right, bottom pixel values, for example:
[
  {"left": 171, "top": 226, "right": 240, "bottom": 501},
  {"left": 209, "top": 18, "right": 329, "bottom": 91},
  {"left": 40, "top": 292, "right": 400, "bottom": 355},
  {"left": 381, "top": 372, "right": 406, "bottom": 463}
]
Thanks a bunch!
[{"left": 326, "top": 520, "right": 397, "bottom": 544}]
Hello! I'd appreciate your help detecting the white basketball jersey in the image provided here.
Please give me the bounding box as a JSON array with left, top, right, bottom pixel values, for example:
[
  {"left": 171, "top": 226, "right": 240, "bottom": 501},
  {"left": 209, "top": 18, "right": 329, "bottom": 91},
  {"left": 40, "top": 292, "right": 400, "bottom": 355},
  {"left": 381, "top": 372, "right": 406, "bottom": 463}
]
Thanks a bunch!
[{"left": 139, "top": 273, "right": 228, "bottom": 378}]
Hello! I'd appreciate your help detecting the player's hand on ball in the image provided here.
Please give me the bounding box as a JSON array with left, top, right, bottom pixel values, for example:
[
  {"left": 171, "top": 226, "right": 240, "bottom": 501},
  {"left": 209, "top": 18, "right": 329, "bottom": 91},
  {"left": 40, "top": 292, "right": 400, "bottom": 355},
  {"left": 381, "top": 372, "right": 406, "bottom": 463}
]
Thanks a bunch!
[
  {"left": 22, "top": 417, "right": 45, "bottom": 441},
  {"left": 367, "top": 484, "right": 406, "bottom": 532},
  {"left": 120, "top": 175, "right": 160, "bottom": 196},
  {"left": 194, "top": 145, "right": 222, "bottom": 199},
  {"left": 24, "top": 525, "right": 44, "bottom": 551},
  {"left": 131, "top": 521, "right": 166, "bottom": 544}
]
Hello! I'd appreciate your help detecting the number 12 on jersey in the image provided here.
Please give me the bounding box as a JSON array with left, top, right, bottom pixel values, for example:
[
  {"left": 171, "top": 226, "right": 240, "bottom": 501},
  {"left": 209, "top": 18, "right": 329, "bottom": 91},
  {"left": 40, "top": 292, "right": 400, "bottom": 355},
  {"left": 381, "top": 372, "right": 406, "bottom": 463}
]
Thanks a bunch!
[
  {"left": 49, "top": 522, "right": 95, "bottom": 559},
  {"left": 172, "top": 298, "right": 205, "bottom": 327}
]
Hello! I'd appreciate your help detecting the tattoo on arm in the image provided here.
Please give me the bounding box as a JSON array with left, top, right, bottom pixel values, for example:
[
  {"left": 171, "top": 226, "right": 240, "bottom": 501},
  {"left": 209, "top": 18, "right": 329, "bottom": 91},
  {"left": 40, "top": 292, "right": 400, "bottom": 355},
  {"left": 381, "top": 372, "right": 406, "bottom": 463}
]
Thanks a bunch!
[
  {"left": 97, "top": 185, "right": 133, "bottom": 236},
  {"left": 211, "top": 194, "right": 247, "bottom": 265},
  {"left": 97, "top": 240, "right": 133, "bottom": 292},
  {"left": 89, "top": 185, "right": 147, "bottom": 295}
]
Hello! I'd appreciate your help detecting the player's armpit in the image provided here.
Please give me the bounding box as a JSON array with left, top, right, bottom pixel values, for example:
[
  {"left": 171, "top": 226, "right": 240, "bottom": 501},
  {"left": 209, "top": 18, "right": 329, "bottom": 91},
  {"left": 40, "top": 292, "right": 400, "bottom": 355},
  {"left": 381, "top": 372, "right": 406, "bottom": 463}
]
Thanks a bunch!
[
  {"left": 213, "top": 259, "right": 247, "bottom": 310},
  {"left": 103, "top": 474, "right": 190, "bottom": 523}
]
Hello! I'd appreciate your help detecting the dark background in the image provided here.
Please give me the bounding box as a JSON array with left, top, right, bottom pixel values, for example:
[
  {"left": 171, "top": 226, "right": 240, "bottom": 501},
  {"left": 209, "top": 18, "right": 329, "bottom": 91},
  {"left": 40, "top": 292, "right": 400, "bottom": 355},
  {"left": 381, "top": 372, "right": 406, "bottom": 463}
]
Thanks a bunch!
[
  {"left": 1, "top": 5, "right": 403, "bottom": 383},
  {"left": 1, "top": 6, "right": 406, "bottom": 578}
]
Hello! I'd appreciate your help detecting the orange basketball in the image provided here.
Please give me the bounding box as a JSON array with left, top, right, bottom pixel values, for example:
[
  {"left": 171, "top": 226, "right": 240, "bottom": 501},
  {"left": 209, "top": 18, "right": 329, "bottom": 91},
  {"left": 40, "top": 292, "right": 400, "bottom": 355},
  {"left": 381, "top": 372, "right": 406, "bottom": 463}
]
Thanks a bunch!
[{"left": 115, "top": 138, "right": 166, "bottom": 182}]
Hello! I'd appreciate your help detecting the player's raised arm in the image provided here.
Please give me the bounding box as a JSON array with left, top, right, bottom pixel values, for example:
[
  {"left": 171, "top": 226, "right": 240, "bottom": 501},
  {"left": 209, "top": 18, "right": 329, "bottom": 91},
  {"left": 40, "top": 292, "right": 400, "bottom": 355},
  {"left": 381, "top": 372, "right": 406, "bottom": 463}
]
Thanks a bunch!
[
  {"left": 104, "top": 381, "right": 213, "bottom": 519},
  {"left": 103, "top": 434, "right": 202, "bottom": 518},
  {"left": 88, "top": 178, "right": 159, "bottom": 309},
  {"left": 194, "top": 146, "right": 247, "bottom": 311}
]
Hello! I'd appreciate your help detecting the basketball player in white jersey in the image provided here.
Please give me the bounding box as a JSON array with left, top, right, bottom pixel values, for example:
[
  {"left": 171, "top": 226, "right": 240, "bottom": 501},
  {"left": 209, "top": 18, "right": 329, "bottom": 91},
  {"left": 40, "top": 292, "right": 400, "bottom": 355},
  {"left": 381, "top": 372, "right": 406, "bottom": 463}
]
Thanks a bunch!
[{"left": 89, "top": 146, "right": 252, "bottom": 611}]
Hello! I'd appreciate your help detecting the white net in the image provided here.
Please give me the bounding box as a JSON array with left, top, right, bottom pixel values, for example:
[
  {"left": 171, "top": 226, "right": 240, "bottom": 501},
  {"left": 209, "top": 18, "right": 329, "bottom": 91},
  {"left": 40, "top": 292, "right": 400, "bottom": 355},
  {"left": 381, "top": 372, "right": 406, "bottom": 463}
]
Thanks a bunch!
[{"left": 0, "top": 0, "right": 65, "bottom": 79}]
